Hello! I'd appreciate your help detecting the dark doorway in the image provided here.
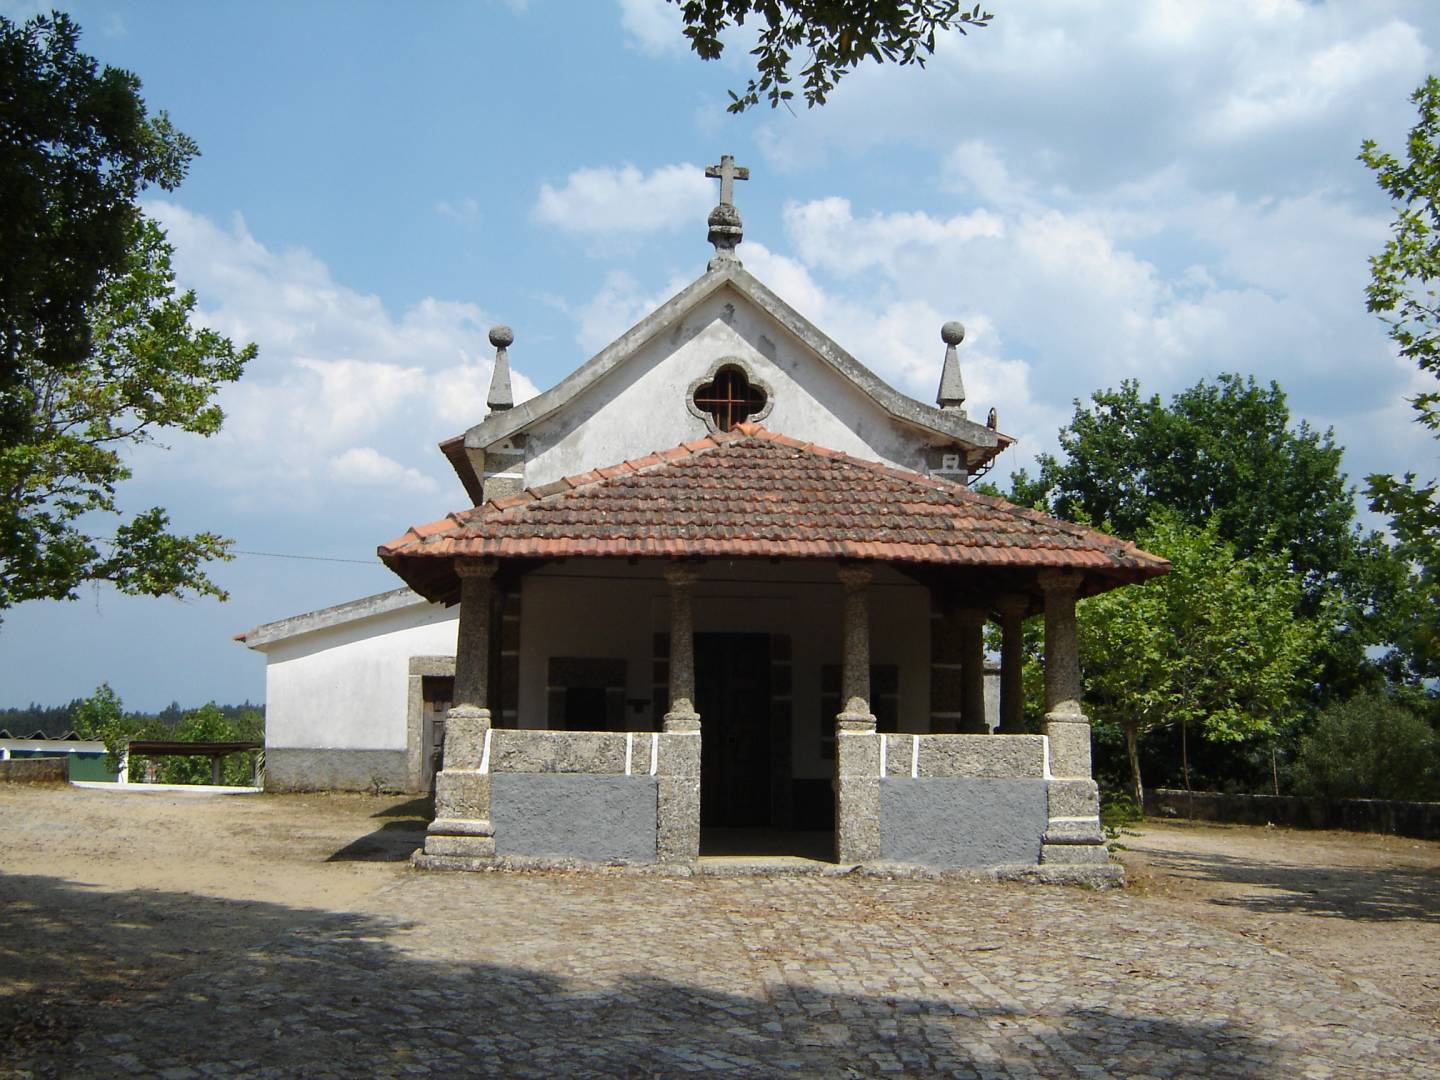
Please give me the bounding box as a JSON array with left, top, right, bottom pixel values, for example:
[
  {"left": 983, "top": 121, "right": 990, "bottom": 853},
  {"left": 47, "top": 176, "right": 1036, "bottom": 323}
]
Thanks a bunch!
[{"left": 697, "top": 633, "right": 772, "bottom": 828}]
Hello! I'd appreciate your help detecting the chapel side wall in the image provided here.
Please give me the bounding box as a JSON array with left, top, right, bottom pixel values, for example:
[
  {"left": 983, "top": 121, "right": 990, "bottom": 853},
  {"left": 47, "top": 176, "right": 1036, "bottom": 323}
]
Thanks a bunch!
[
  {"left": 263, "top": 602, "right": 458, "bottom": 792},
  {"left": 522, "top": 288, "right": 946, "bottom": 489}
]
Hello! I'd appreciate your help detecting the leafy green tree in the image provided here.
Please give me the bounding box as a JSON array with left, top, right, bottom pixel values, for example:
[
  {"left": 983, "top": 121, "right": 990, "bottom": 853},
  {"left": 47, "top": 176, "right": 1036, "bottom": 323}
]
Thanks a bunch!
[
  {"left": 71, "top": 682, "right": 143, "bottom": 772},
  {"left": 1360, "top": 76, "right": 1440, "bottom": 684},
  {"left": 1014, "top": 375, "right": 1354, "bottom": 581},
  {"left": 1291, "top": 692, "right": 1439, "bottom": 801},
  {"left": 1007, "top": 374, "right": 1421, "bottom": 699},
  {"left": 0, "top": 12, "right": 195, "bottom": 394},
  {"left": 0, "top": 13, "right": 253, "bottom": 615},
  {"left": 1078, "top": 515, "right": 1319, "bottom": 807},
  {"left": 673, "top": 0, "right": 992, "bottom": 112}
]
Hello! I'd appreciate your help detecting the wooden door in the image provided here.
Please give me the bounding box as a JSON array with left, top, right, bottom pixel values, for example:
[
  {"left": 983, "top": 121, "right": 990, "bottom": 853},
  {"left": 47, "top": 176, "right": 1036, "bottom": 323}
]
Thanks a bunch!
[{"left": 697, "top": 633, "right": 772, "bottom": 827}]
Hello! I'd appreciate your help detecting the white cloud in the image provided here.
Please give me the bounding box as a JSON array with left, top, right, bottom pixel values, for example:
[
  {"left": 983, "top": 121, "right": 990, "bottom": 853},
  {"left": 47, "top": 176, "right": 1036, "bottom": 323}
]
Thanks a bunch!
[
  {"left": 569, "top": 268, "right": 696, "bottom": 353},
  {"left": 750, "top": 0, "right": 1434, "bottom": 198},
  {"left": 532, "top": 163, "right": 712, "bottom": 237},
  {"left": 330, "top": 447, "right": 438, "bottom": 491},
  {"left": 138, "top": 202, "right": 538, "bottom": 513},
  {"left": 617, "top": 0, "right": 686, "bottom": 56},
  {"left": 434, "top": 197, "right": 480, "bottom": 223}
]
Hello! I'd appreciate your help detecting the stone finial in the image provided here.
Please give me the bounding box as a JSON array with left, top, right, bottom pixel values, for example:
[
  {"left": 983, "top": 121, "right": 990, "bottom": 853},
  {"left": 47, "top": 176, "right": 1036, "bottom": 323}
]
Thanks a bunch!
[
  {"left": 705, "top": 154, "right": 749, "bottom": 270},
  {"left": 937, "top": 320, "right": 967, "bottom": 416},
  {"left": 487, "top": 324, "right": 514, "bottom": 412}
]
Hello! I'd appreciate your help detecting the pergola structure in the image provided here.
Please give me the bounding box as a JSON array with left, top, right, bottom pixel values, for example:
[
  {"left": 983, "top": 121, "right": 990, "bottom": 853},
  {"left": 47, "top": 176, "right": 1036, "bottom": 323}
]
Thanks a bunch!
[{"left": 380, "top": 424, "right": 1168, "bottom": 873}]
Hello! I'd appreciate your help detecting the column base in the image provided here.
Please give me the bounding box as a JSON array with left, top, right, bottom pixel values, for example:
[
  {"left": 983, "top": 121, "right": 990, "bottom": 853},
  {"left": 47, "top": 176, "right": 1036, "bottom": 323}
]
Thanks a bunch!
[
  {"left": 1040, "top": 842, "right": 1112, "bottom": 866},
  {"left": 662, "top": 710, "right": 701, "bottom": 734},
  {"left": 1041, "top": 816, "right": 1109, "bottom": 866},
  {"left": 420, "top": 816, "right": 496, "bottom": 863},
  {"left": 836, "top": 710, "right": 876, "bottom": 734},
  {"left": 412, "top": 851, "right": 496, "bottom": 872}
]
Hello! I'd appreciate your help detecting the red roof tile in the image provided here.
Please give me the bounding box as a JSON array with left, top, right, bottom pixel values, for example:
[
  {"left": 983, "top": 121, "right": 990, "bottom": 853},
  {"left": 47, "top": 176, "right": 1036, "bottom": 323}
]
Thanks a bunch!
[{"left": 378, "top": 428, "right": 1169, "bottom": 598}]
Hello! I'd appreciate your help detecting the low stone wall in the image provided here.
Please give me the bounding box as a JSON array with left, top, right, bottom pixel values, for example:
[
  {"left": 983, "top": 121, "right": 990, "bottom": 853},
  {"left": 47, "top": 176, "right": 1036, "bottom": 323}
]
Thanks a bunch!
[
  {"left": 488, "top": 730, "right": 663, "bottom": 864},
  {"left": 871, "top": 734, "right": 1054, "bottom": 869},
  {"left": 881, "top": 778, "right": 1048, "bottom": 867},
  {"left": 0, "top": 756, "right": 69, "bottom": 784},
  {"left": 1145, "top": 788, "right": 1440, "bottom": 841}
]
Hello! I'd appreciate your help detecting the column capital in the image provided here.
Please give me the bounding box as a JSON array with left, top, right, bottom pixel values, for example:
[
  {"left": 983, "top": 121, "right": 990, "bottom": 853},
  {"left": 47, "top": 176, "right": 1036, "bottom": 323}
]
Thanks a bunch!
[
  {"left": 1037, "top": 569, "right": 1083, "bottom": 595},
  {"left": 455, "top": 559, "right": 499, "bottom": 580},
  {"left": 996, "top": 592, "right": 1029, "bottom": 618},
  {"left": 663, "top": 563, "right": 702, "bottom": 588},
  {"left": 836, "top": 563, "right": 874, "bottom": 589}
]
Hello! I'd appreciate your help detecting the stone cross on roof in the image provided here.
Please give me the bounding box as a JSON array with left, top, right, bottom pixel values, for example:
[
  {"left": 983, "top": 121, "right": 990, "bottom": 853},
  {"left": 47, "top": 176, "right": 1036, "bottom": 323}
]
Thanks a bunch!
[
  {"left": 705, "top": 154, "right": 749, "bottom": 270},
  {"left": 705, "top": 154, "right": 749, "bottom": 207}
]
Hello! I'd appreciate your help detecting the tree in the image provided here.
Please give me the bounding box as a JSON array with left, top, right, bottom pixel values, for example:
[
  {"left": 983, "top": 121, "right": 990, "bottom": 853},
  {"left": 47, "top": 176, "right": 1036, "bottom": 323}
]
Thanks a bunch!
[
  {"left": 71, "top": 682, "right": 140, "bottom": 772},
  {"left": 673, "top": 0, "right": 992, "bottom": 112},
  {"left": 1007, "top": 374, "right": 1421, "bottom": 699},
  {"left": 1291, "top": 692, "right": 1439, "bottom": 802},
  {"left": 0, "top": 12, "right": 195, "bottom": 389},
  {"left": 1015, "top": 375, "right": 1355, "bottom": 583},
  {"left": 0, "top": 13, "right": 253, "bottom": 614},
  {"left": 1360, "top": 76, "right": 1440, "bottom": 684},
  {"left": 1078, "top": 515, "right": 1319, "bottom": 807}
]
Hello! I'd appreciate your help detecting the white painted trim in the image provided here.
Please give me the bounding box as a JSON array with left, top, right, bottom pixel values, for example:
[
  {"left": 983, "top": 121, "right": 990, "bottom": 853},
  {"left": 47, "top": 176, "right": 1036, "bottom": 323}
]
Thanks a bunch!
[
  {"left": 649, "top": 733, "right": 659, "bottom": 776},
  {"left": 624, "top": 732, "right": 634, "bottom": 776},
  {"left": 911, "top": 734, "right": 921, "bottom": 778},
  {"left": 1041, "top": 735, "right": 1052, "bottom": 780},
  {"left": 879, "top": 734, "right": 888, "bottom": 779},
  {"left": 479, "top": 727, "right": 494, "bottom": 774}
]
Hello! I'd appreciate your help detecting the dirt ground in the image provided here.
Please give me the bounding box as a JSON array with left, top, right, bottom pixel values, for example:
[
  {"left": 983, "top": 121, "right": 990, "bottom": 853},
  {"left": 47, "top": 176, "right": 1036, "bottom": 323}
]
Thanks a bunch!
[
  {"left": 1, "top": 784, "right": 1437, "bottom": 1075},
  {"left": 1114, "top": 817, "right": 1440, "bottom": 1025}
]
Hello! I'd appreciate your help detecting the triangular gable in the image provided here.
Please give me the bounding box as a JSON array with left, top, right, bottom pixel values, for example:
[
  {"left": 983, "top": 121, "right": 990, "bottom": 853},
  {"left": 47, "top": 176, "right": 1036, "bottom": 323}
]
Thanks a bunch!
[{"left": 442, "top": 262, "right": 1011, "bottom": 501}]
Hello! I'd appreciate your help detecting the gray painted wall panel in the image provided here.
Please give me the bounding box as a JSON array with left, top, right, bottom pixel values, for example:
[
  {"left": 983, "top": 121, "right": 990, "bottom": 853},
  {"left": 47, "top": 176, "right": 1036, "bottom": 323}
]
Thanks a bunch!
[
  {"left": 265, "top": 748, "right": 410, "bottom": 793},
  {"left": 493, "top": 774, "right": 658, "bottom": 863},
  {"left": 880, "top": 778, "right": 1047, "bottom": 868}
]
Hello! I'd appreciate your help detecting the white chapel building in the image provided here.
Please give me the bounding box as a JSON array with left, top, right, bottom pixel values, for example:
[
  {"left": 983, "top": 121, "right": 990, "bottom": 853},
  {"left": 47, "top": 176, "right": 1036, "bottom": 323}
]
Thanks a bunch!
[{"left": 238, "top": 157, "right": 1166, "bottom": 874}]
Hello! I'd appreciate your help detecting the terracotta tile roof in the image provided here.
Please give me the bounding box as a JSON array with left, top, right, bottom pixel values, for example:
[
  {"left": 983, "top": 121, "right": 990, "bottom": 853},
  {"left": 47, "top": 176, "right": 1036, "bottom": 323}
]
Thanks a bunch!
[{"left": 379, "top": 424, "right": 1168, "bottom": 599}]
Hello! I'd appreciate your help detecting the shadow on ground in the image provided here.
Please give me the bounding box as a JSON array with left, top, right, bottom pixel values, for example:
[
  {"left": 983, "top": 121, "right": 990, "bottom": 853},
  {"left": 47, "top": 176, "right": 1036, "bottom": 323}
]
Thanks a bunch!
[
  {"left": 1137, "top": 845, "right": 1440, "bottom": 923},
  {"left": 325, "top": 798, "right": 433, "bottom": 862},
  {"left": 0, "top": 870, "right": 1287, "bottom": 1078}
]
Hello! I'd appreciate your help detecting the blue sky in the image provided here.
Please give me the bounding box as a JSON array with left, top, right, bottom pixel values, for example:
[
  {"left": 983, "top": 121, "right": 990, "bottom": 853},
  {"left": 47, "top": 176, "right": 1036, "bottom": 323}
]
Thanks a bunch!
[{"left": 4, "top": 0, "right": 1440, "bottom": 710}]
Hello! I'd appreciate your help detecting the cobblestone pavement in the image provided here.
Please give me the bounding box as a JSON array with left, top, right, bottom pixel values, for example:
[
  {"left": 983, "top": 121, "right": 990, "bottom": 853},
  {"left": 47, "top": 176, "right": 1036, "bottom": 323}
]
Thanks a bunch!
[{"left": 4, "top": 863, "right": 1436, "bottom": 1078}]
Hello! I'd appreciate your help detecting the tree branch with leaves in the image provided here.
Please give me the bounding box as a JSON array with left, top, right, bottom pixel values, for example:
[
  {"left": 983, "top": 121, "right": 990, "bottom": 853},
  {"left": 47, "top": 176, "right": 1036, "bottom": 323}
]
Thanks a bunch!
[
  {"left": 0, "top": 13, "right": 253, "bottom": 616},
  {"left": 673, "top": 0, "right": 992, "bottom": 112}
]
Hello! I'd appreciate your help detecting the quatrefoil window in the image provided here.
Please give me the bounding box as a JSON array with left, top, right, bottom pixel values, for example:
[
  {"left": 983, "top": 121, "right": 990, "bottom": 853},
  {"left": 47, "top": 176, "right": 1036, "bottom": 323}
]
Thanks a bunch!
[{"left": 690, "top": 363, "right": 770, "bottom": 432}]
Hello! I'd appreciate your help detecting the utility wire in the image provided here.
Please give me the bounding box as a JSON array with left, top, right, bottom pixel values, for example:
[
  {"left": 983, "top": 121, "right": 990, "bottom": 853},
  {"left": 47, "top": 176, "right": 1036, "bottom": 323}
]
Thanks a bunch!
[
  {"left": 95, "top": 534, "right": 380, "bottom": 567},
  {"left": 231, "top": 550, "right": 380, "bottom": 566}
]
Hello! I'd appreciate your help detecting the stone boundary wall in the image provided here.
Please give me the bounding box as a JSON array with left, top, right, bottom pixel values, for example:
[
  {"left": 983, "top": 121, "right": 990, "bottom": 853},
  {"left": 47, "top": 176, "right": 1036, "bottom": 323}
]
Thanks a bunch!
[
  {"left": 1145, "top": 788, "right": 1440, "bottom": 841},
  {"left": 0, "top": 756, "right": 69, "bottom": 784}
]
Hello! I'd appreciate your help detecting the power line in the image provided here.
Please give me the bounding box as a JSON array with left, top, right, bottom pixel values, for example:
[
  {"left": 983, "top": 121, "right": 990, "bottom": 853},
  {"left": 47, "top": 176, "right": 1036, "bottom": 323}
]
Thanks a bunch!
[
  {"left": 231, "top": 550, "right": 380, "bottom": 566},
  {"left": 95, "top": 535, "right": 381, "bottom": 567}
]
